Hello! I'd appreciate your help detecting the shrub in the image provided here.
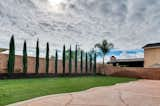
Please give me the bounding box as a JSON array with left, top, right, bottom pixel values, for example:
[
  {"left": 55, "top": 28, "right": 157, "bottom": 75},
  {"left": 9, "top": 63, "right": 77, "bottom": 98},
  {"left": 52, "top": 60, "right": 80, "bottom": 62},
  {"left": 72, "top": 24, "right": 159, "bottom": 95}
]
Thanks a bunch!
[
  {"left": 8, "top": 35, "right": 15, "bottom": 75},
  {"left": 93, "top": 53, "right": 97, "bottom": 74},
  {"left": 23, "top": 40, "right": 27, "bottom": 74},
  {"left": 85, "top": 52, "right": 88, "bottom": 73},
  {"left": 62, "top": 45, "right": 65, "bottom": 74},
  {"left": 55, "top": 50, "right": 58, "bottom": 75},
  {"left": 69, "top": 46, "right": 72, "bottom": 74},
  {"left": 89, "top": 54, "right": 92, "bottom": 72},
  {"left": 46, "top": 42, "right": 49, "bottom": 74},
  {"left": 75, "top": 45, "right": 78, "bottom": 73},
  {"left": 35, "top": 39, "right": 39, "bottom": 74},
  {"left": 80, "top": 50, "right": 83, "bottom": 73}
]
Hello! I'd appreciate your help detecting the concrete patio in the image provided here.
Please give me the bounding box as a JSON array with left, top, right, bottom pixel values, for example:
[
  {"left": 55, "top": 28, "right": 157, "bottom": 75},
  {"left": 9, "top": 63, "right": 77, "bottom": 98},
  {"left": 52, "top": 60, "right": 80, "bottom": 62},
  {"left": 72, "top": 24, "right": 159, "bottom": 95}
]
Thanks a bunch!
[{"left": 9, "top": 80, "right": 160, "bottom": 106}]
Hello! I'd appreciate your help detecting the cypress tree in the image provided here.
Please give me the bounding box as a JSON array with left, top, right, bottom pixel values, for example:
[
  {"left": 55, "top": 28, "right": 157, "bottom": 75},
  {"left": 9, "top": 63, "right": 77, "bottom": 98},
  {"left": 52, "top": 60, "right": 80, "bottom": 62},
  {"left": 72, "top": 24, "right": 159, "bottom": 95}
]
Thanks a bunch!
[
  {"left": 85, "top": 52, "right": 88, "bottom": 73},
  {"left": 46, "top": 42, "right": 49, "bottom": 74},
  {"left": 55, "top": 50, "right": 58, "bottom": 75},
  {"left": 93, "top": 53, "right": 97, "bottom": 75},
  {"left": 80, "top": 50, "right": 83, "bottom": 73},
  {"left": 23, "top": 40, "right": 27, "bottom": 74},
  {"left": 62, "top": 45, "right": 65, "bottom": 75},
  {"left": 69, "top": 46, "right": 72, "bottom": 74},
  {"left": 89, "top": 54, "right": 92, "bottom": 73},
  {"left": 75, "top": 45, "right": 78, "bottom": 73},
  {"left": 8, "top": 35, "right": 15, "bottom": 75},
  {"left": 35, "top": 39, "right": 39, "bottom": 74}
]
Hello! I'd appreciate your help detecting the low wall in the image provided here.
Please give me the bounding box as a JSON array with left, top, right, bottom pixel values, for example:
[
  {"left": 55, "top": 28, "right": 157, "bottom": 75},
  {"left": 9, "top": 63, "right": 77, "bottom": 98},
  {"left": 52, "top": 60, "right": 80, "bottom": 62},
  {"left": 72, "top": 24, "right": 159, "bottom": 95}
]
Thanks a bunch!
[
  {"left": 1, "top": 53, "right": 160, "bottom": 80},
  {"left": 99, "top": 65, "right": 160, "bottom": 80}
]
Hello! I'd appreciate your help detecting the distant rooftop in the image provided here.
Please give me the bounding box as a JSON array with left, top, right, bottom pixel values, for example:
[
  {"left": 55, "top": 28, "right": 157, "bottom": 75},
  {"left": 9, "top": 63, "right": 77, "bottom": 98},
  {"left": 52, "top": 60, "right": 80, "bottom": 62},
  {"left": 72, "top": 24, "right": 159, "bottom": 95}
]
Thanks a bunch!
[
  {"left": 0, "top": 48, "right": 8, "bottom": 52},
  {"left": 143, "top": 43, "right": 160, "bottom": 49},
  {"left": 108, "top": 58, "right": 144, "bottom": 63},
  {"left": 116, "top": 58, "right": 144, "bottom": 62}
]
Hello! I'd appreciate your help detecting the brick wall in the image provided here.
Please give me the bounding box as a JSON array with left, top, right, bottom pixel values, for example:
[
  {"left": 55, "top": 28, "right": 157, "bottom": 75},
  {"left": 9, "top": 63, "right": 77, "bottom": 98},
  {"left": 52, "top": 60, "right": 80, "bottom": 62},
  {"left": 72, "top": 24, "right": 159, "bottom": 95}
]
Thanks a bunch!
[
  {"left": 0, "top": 53, "right": 96, "bottom": 74},
  {"left": 99, "top": 65, "right": 160, "bottom": 80},
  {"left": 1, "top": 53, "right": 160, "bottom": 80}
]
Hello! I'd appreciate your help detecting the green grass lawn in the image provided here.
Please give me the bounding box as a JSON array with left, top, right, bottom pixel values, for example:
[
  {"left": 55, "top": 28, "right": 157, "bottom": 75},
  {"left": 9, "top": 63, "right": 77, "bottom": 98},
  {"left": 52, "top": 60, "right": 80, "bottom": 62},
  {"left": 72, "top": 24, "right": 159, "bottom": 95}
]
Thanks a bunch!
[{"left": 0, "top": 76, "right": 136, "bottom": 106}]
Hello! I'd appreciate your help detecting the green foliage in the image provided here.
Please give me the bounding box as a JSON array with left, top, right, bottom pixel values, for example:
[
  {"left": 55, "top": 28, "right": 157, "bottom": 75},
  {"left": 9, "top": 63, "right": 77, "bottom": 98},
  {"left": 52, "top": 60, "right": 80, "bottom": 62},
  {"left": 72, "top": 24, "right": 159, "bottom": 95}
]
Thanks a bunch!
[
  {"left": 89, "top": 54, "right": 92, "bottom": 72},
  {"left": 62, "top": 45, "right": 65, "bottom": 74},
  {"left": 85, "top": 52, "right": 88, "bottom": 73},
  {"left": 69, "top": 46, "right": 72, "bottom": 74},
  {"left": 8, "top": 35, "right": 15, "bottom": 75},
  {"left": 46, "top": 42, "right": 49, "bottom": 74},
  {"left": 95, "top": 40, "right": 113, "bottom": 64},
  {"left": 93, "top": 53, "right": 97, "bottom": 74},
  {"left": 23, "top": 40, "right": 27, "bottom": 74},
  {"left": 75, "top": 45, "right": 78, "bottom": 73},
  {"left": 65, "top": 48, "right": 83, "bottom": 61},
  {"left": 80, "top": 50, "right": 83, "bottom": 73},
  {"left": 35, "top": 40, "right": 39, "bottom": 74},
  {"left": 55, "top": 50, "right": 58, "bottom": 75}
]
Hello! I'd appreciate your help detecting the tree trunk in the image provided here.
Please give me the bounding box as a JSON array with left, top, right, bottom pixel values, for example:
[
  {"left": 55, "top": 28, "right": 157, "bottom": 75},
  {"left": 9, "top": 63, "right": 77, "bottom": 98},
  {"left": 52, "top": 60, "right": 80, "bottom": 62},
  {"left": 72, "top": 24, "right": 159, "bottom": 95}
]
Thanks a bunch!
[
  {"left": 102, "top": 56, "right": 105, "bottom": 74},
  {"left": 103, "top": 57, "right": 105, "bottom": 65}
]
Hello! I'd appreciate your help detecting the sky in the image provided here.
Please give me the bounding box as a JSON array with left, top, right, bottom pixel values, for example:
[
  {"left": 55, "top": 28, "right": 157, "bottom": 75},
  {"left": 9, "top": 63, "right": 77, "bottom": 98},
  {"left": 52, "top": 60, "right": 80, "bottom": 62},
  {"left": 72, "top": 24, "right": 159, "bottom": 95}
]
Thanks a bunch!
[{"left": 0, "top": 0, "right": 160, "bottom": 62}]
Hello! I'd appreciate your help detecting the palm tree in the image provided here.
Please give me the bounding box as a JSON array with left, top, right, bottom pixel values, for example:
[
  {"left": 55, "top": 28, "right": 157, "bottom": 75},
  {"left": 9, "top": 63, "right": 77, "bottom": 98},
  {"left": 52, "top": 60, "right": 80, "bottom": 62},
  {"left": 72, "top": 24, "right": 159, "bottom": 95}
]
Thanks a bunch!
[{"left": 95, "top": 40, "right": 113, "bottom": 65}]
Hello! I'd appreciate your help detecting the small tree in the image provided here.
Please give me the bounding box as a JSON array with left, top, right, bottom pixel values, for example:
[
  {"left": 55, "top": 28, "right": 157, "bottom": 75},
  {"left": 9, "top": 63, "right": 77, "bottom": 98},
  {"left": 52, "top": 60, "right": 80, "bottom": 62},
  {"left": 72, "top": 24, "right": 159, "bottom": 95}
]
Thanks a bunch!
[
  {"left": 93, "top": 53, "right": 97, "bottom": 75},
  {"left": 35, "top": 39, "right": 39, "bottom": 74},
  {"left": 55, "top": 50, "right": 58, "bottom": 75},
  {"left": 75, "top": 45, "right": 78, "bottom": 73},
  {"left": 80, "top": 50, "right": 83, "bottom": 73},
  {"left": 8, "top": 35, "right": 15, "bottom": 75},
  {"left": 62, "top": 45, "right": 66, "bottom": 75},
  {"left": 46, "top": 42, "right": 49, "bottom": 74},
  {"left": 95, "top": 40, "right": 113, "bottom": 65},
  {"left": 89, "top": 54, "right": 92, "bottom": 72},
  {"left": 69, "top": 46, "right": 72, "bottom": 74},
  {"left": 85, "top": 52, "right": 88, "bottom": 73},
  {"left": 23, "top": 40, "right": 27, "bottom": 74}
]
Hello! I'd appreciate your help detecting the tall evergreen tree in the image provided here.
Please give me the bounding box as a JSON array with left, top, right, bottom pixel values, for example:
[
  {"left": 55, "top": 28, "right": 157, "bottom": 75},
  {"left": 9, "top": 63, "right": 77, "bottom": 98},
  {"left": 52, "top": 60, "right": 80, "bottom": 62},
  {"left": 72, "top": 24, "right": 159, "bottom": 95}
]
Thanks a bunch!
[
  {"left": 89, "top": 54, "right": 92, "bottom": 72},
  {"left": 85, "top": 52, "right": 88, "bottom": 73},
  {"left": 55, "top": 50, "right": 58, "bottom": 75},
  {"left": 80, "top": 50, "right": 83, "bottom": 73},
  {"left": 35, "top": 39, "right": 39, "bottom": 74},
  {"left": 23, "top": 40, "right": 27, "bottom": 74},
  {"left": 75, "top": 45, "right": 78, "bottom": 73},
  {"left": 62, "top": 45, "right": 66, "bottom": 74},
  {"left": 69, "top": 46, "right": 72, "bottom": 74},
  {"left": 93, "top": 53, "right": 97, "bottom": 75},
  {"left": 46, "top": 42, "right": 49, "bottom": 74},
  {"left": 8, "top": 35, "right": 15, "bottom": 75}
]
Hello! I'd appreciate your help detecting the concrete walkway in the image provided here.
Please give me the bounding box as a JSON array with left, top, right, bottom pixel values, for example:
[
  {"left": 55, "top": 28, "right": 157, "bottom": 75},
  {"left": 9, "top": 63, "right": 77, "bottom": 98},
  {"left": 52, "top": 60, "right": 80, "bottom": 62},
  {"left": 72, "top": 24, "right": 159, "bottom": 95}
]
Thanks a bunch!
[{"left": 9, "top": 80, "right": 160, "bottom": 106}]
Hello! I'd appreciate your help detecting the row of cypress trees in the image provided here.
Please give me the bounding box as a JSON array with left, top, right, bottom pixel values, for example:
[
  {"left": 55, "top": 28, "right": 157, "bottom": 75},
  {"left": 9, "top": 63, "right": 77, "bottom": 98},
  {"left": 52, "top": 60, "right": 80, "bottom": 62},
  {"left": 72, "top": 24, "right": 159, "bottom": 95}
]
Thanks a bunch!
[{"left": 7, "top": 36, "right": 97, "bottom": 75}]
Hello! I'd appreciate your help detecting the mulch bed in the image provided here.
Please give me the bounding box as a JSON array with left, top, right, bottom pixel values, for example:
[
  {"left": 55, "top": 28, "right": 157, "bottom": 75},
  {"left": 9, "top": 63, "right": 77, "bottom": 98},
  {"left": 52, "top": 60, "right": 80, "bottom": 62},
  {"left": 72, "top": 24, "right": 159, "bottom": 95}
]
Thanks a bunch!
[{"left": 0, "top": 73, "right": 97, "bottom": 79}]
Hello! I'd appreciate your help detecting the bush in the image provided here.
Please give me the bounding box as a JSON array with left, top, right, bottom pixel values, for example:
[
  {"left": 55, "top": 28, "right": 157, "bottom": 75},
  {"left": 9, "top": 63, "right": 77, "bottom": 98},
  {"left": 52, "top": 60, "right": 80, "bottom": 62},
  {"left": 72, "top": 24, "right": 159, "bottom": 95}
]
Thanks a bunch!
[
  {"left": 69, "top": 46, "right": 72, "bottom": 74},
  {"left": 75, "top": 45, "right": 78, "bottom": 73},
  {"left": 85, "top": 52, "right": 88, "bottom": 73},
  {"left": 62, "top": 45, "right": 65, "bottom": 74},
  {"left": 8, "top": 35, "right": 15, "bottom": 75},
  {"left": 89, "top": 54, "right": 92, "bottom": 72},
  {"left": 93, "top": 53, "right": 97, "bottom": 74},
  {"left": 23, "top": 40, "right": 27, "bottom": 74},
  {"left": 35, "top": 39, "right": 39, "bottom": 74},
  {"left": 55, "top": 50, "right": 58, "bottom": 75},
  {"left": 46, "top": 42, "right": 49, "bottom": 74},
  {"left": 80, "top": 50, "right": 83, "bottom": 73}
]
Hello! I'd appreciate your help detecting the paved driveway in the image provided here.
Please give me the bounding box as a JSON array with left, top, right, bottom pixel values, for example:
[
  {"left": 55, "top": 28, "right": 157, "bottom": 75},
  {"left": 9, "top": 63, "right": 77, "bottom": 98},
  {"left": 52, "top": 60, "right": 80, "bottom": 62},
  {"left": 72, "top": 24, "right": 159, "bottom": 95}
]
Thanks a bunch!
[{"left": 9, "top": 80, "right": 160, "bottom": 106}]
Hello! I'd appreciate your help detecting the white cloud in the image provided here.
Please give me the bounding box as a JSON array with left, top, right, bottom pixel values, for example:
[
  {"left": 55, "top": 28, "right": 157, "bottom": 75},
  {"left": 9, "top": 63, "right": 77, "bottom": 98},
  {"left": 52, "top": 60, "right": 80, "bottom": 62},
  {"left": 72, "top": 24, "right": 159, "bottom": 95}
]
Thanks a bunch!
[{"left": 0, "top": 0, "right": 159, "bottom": 54}]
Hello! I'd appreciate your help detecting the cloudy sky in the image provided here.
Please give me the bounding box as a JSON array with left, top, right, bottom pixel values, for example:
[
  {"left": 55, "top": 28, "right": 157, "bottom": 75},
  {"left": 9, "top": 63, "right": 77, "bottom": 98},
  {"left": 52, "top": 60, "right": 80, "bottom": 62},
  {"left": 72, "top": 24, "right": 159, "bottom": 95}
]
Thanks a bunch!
[{"left": 0, "top": 0, "right": 160, "bottom": 61}]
